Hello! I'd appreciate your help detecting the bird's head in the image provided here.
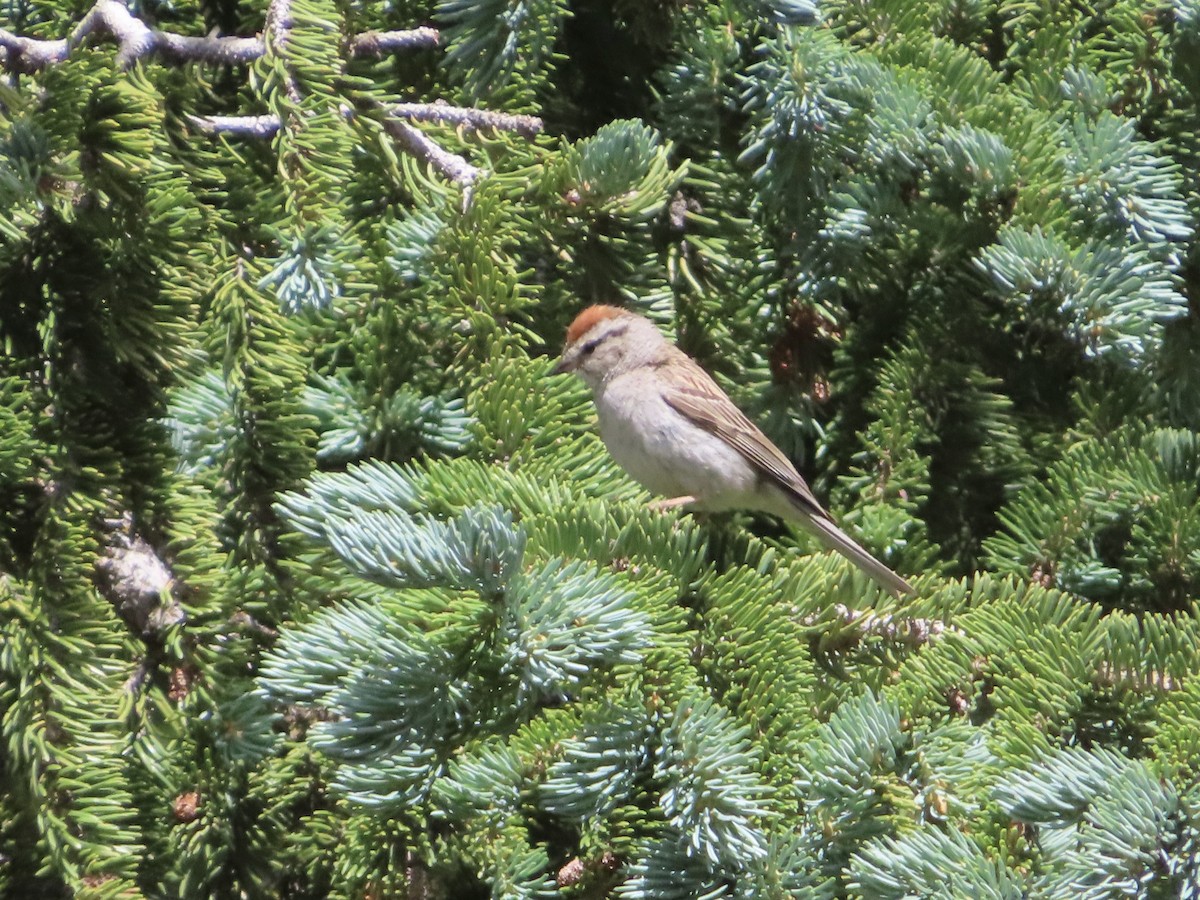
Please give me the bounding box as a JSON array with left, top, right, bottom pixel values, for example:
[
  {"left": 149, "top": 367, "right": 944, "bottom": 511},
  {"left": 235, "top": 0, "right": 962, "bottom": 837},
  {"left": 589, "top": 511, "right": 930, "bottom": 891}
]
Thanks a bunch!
[{"left": 553, "top": 305, "right": 667, "bottom": 389}]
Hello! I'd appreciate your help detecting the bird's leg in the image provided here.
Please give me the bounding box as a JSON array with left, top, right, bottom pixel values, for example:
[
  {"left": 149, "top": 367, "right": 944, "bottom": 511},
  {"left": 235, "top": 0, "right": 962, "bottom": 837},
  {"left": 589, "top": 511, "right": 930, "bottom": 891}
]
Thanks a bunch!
[{"left": 648, "top": 496, "right": 696, "bottom": 513}]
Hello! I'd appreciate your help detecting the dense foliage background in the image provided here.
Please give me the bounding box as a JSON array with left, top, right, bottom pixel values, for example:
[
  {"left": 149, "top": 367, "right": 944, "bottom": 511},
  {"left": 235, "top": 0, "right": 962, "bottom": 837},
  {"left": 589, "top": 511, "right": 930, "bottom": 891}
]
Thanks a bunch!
[{"left": 3, "top": 0, "right": 1200, "bottom": 895}]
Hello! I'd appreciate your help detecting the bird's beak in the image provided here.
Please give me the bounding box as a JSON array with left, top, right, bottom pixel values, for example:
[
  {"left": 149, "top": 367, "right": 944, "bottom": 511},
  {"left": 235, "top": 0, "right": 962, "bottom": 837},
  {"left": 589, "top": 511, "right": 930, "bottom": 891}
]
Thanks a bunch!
[{"left": 552, "top": 357, "right": 572, "bottom": 376}]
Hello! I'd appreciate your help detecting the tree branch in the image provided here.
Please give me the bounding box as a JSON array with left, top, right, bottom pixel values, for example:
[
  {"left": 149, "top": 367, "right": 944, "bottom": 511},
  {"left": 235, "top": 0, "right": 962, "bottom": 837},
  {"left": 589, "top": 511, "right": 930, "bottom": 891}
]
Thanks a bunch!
[
  {"left": 0, "top": 32, "right": 68, "bottom": 73},
  {"left": 349, "top": 27, "right": 439, "bottom": 56},
  {"left": 1, "top": 0, "right": 264, "bottom": 71},
  {"left": 155, "top": 32, "right": 264, "bottom": 65},
  {"left": 187, "top": 105, "right": 513, "bottom": 191},
  {"left": 187, "top": 113, "right": 281, "bottom": 137},
  {"left": 0, "top": 2, "right": 538, "bottom": 192},
  {"left": 0, "top": 0, "right": 440, "bottom": 72},
  {"left": 262, "top": 0, "right": 306, "bottom": 105},
  {"left": 381, "top": 116, "right": 482, "bottom": 187},
  {"left": 391, "top": 101, "right": 543, "bottom": 138},
  {"left": 805, "top": 603, "right": 955, "bottom": 651}
]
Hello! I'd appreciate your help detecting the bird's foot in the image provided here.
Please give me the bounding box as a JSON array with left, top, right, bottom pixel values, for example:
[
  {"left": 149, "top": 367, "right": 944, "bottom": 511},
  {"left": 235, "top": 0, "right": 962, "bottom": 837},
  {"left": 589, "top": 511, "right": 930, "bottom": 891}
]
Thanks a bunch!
[{"left": 648, "top": 496, "right": 696, "bottom": 513}]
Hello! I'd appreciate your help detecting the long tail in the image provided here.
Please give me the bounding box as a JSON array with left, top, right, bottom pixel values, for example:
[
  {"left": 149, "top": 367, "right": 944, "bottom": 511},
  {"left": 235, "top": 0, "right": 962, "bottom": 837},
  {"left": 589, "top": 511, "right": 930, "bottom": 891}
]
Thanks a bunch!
[{"left": 802, "top": 514, "right": 915, "bottom": 597}]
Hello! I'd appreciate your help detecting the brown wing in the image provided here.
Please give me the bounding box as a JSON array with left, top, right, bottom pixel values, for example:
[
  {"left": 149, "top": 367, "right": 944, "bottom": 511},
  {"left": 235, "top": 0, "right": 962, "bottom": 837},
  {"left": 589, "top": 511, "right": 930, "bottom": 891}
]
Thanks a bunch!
[{"left": 661, "top": 355, "right": 831, "bottom": 521}]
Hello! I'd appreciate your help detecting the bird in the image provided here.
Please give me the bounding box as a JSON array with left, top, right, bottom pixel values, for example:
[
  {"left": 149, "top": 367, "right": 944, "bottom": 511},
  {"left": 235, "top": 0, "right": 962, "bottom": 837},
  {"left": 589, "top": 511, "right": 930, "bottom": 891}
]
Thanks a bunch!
[{"left": 553, "top": 304, "right": 915, "bottom": 596}]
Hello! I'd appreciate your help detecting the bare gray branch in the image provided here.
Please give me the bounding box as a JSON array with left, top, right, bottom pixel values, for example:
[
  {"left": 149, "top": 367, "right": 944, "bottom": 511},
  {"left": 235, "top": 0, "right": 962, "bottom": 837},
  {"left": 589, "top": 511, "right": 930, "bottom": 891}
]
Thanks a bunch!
[
  {"left": 188, "top": 113, "right": 282, "bottom": 137},
  {"left": 2, "top": 0, "right": 265, "bottom": 71},
  {"left": 381, "top": 116, "right": 482, "bottom": 187},
  {"left": 0, "top": 0, "right": 441, "bottom": 72},
  {"left": 349, "top": 27, "right": 439, "bottom": 56},
  {"left": 1, "top": 2, "right": 517, "bottom": 195},
  {"left": 391, "top": 102, "right": 543, "bottom": 138}
]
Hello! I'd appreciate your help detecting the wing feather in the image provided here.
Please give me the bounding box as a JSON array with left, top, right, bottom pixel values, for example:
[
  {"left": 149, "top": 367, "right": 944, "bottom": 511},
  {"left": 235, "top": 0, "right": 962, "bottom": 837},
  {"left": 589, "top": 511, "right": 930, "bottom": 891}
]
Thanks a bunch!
[{"left": 661, "top": 359, "right": 830, "bottom": 521}]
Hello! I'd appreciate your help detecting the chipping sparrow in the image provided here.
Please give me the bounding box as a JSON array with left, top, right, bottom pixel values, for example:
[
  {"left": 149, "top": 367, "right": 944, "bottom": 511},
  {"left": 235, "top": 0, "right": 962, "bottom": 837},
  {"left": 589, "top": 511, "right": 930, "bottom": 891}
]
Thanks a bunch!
[{"left": 554, "top": 305, "right": 915, "bottom": 596}]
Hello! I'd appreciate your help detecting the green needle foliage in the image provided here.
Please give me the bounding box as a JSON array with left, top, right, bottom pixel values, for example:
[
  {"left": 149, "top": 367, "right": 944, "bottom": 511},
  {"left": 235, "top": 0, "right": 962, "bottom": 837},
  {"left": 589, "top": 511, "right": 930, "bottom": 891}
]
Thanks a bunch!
[{"left": 3, "top": 0, "right": 1200, "bottom": 895}]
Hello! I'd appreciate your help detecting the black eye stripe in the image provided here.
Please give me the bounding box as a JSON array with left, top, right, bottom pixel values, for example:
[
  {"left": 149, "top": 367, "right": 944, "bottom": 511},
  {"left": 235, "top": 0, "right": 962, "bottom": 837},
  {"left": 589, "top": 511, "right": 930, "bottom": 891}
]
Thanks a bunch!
[{"left": 579, "top": 323, "right": 628, "bottom": 355}]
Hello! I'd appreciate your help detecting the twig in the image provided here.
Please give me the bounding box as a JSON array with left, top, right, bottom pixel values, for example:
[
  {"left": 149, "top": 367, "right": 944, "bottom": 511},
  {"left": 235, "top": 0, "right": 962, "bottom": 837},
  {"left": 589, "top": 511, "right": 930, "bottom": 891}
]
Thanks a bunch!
[
  {"left": 264, "top": 0, "right": 293, "bottom": 50},
  {"left": 69, "top": 0, "right": 150, "bottom": 68},
  {"left": 154, "top": 32, "right": 264, "bottom": 65},
  {"left": 381, "top": 115, "right": 482, "bottom": 187},
  {"left": 188, "top": 107, "right": 485, "bottom": 189},
  {"left": 391, "top": 101, "right": 543, "bottom": 138},
  {"left": 187, "top": 113, "right": 281, "bottom": 137},
  {"left": 264, "top": 0, "right": 302, "bottom": 104},
  {"left": 1, "top": 1, "right": 521, "bottom": 193},
  {"left": 1, "top": 0, "right": 264, "bottom": 71},
  {"left": 187, "top": 108, "right": 485, "bottom": 191},
  {"left": 190, "top": 103, "right": 543, "bottom": 143},
  {"left": 349, "top": 27, "right": 439, "bottom": 56},
  {"left": 0, "top": 33, "right": 68, "bottom": 72},
  {"left": 805, "top": 603, "right": 955, "bottom": 650},
  {"left": 1, "top": 0, "right": 440, "bottom": 72}
]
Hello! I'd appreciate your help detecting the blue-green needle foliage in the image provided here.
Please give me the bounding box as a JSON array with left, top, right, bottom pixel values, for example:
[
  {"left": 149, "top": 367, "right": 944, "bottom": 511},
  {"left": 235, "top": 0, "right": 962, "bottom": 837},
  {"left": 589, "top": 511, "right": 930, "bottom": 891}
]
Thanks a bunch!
[
  {"left": 540, "top": 699, "right": 654, "bottom": 820},
  {"left": 261, "top": 464, "right": 653, "bottom": 810}
]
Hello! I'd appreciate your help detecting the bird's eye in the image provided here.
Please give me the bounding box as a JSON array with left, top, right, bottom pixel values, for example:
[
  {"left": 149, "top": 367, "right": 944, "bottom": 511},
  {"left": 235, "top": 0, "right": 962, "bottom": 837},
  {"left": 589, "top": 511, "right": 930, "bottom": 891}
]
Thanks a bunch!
[{"left": 580, "top": 337, "right": 601, "bottom": 355}]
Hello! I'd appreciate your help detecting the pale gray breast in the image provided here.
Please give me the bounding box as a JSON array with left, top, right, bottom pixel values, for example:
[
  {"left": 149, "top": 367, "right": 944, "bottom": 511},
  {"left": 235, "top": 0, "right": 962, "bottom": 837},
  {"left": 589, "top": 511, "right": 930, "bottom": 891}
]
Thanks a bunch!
[
  {"left": 596, "top": 381, "right": 688, "bottom": 497},
  {"left": 595, "top": 373, "right": 760, "bottom": 507}
]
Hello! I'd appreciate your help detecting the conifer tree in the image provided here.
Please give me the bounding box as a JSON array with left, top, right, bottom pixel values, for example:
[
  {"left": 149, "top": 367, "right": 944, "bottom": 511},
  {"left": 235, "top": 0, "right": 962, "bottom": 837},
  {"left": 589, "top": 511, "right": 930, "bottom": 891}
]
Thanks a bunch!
[{"left": 3, "top": 0, "right": 1200, "bottom": 896}]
